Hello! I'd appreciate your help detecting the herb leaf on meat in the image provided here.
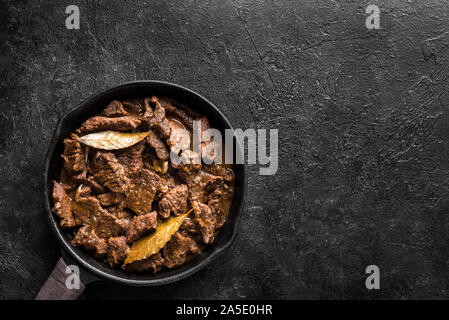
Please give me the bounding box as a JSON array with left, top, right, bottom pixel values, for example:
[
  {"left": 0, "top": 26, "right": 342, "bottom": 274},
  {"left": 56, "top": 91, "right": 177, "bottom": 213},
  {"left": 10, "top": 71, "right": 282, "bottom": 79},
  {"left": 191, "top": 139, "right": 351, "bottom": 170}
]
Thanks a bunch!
[
  {"left": 77, "top": 130, "right": 150, "bottom": 150},
  {"left": 123, "top": 208, "right": 193, "bottom": 266}
]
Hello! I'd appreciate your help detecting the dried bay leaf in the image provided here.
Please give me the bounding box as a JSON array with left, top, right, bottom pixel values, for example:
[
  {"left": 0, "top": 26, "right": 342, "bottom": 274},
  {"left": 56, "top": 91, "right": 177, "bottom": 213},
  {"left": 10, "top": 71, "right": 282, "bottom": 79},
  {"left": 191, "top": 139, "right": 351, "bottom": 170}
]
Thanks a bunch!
[
  {"left": 123, "top": 208, "right": 193, "bottom": 266},
  {"left": 77, "top": 130, "right": 149, "bottom": 150}
]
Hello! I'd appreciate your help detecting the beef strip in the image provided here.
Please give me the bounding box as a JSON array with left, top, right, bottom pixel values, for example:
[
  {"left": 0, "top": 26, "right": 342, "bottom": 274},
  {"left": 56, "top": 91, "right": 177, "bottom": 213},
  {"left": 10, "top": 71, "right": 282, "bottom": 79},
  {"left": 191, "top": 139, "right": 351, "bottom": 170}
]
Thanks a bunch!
[
  {"left": 123, "top": 252, "right": 164, "bottom": 273},
  {"left": 52, "top": 181, "right": 77, "bottom": 228},
  {"left": 148, "top": 96, "right": 171, "bottom": 139},
  {"left": 75, "top": 184, "right": 92, "bottom": 200},
  {"left": 159, "top": 97, "right": 195, "bottom": 130},
  {"left": 163, "top": 232, "right": 200, "bottom": 268},
  {"left": 125, "top": 169, "right": 161, "bottom": 215},
  {"left": 107, "top": 236, "right": 129, "bottom": 268},
  {"left": 72, "top": 196, "right": 125, "bottom": 238},
  {"left": 146, "top": 131, "right": 169, "bottom": 160},
  {"left": 126, "top": 211, "right": 158, "bottom": 243},
  {"left": 90, "top": 152, "right": 130, "bottom": 193},
  {"left": 97, "top": 192, "right": 125, "bottom": 207},
  {"left": 193, "top": 202, "right": 216, "bottom": 244},
  {"left": 73, "top": 170, "right": 106, "bottom": 193},
  {"left": 61, "top": 138, "right": 87, "bottom": 173},
  {"left": 178, "top": 169, "right": 223, "bottom": 203},
  {"left": 207, "top": 187, "right": 232, "bottom": 229},
  {"left": 76, "top": 116, "right": 142, "bottom": 135},
  {"left": 158, "top": 184, "right": 188, "bottom": 218},
  {"left": 122, "top": 100, "right": 143, "bottom": 115},
  {"left": 116, "top": 140, "right": 145, "bottom": 174},
  {"left": 72, "top": 225, "right": 108, "bottom": 259},
  {"left": 100, "top": 100, "right": 128, "bottom": 117}
]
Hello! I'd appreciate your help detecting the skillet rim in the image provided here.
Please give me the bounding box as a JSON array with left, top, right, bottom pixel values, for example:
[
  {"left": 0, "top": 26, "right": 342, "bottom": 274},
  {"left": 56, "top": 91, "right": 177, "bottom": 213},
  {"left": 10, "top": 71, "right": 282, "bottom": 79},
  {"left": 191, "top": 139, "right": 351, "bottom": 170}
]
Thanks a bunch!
[{"left": 43, "top": 80, "right": 247, "bottom": 286}]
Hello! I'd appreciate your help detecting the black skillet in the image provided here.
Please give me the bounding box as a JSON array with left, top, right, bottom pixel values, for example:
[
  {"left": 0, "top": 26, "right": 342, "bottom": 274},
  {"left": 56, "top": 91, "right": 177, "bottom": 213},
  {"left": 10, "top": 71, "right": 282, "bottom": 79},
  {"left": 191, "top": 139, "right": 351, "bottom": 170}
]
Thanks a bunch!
[{"left": 37, "top": 81, "right": 246, "bottom": 299}]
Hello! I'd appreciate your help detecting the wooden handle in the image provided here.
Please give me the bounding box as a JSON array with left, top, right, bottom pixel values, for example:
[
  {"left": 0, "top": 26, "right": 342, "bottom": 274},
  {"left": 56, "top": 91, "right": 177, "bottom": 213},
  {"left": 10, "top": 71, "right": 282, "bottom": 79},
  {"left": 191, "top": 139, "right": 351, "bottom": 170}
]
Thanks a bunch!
[{"left": 35, "top": 258, "right": 85, "bottom": 300}]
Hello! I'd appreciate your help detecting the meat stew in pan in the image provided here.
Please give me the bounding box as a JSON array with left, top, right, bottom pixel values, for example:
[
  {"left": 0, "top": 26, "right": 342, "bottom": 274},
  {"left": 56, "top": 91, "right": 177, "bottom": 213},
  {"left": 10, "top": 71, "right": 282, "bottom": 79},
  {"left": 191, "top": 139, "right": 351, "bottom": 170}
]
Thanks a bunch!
[{"left": 51, "top": 97, "right": 234, "bottom": 273}]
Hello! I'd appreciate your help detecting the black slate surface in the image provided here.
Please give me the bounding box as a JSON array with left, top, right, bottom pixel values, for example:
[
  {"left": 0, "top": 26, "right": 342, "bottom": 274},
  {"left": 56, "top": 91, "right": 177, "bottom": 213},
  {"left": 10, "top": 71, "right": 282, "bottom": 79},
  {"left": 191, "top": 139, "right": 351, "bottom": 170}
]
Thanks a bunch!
[{"left": 2, "top": 0, "right": 449, "bottom": 299}]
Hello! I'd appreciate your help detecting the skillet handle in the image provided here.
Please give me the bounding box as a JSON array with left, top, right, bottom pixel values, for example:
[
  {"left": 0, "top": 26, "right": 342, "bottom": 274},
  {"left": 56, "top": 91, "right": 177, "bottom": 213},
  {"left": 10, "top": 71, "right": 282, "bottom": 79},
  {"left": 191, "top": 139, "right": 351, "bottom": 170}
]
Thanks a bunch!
[{"left": 35, "top": 258, "right": 85, "bottom": 300}]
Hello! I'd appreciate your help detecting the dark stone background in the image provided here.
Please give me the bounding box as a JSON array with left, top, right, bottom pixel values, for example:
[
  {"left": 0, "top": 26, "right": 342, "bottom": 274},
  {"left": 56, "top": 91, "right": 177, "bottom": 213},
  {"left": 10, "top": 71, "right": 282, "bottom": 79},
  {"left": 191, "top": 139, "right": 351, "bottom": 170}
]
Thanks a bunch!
[{"left": 2, "top": 0, "right": 449, "bottom": 299}]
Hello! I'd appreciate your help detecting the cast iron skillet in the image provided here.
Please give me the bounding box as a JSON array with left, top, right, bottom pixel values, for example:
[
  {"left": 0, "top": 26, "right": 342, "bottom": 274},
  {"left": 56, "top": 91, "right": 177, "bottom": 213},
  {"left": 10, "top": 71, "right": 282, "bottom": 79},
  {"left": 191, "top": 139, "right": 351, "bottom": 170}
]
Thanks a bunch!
[{"left": 39, "top": 81, "right": 246, "bottom": 296}]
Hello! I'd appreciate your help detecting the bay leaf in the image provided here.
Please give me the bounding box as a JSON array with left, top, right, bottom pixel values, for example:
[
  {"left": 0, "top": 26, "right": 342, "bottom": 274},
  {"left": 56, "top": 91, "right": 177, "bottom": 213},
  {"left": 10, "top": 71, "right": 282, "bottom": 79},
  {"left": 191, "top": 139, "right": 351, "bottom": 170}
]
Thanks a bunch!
[
  {"left": 77, "top": 130, "right": 149, "bottom": 150},
  {"left": 123, "top": 208, "right": 193, "bottom": 266}
]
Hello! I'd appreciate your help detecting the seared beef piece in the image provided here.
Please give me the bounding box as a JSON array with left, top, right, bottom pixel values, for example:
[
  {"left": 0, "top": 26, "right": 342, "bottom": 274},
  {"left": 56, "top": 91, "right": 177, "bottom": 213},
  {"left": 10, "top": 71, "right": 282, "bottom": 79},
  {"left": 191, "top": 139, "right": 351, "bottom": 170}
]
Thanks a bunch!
[
  {"left": 179, "top": 216, "right": 199, "bottom": 236},
  {"left": 108, "top": 207, "right": 133, "bottom": 232},
  {"left": 148, "top": 96, "right": 171, "bottom": 139},
  {"left": 72, "top": 196, "right": 125, "bottom": 238},
  {"left": 125, "top": 169, "right": 161, "bottom": 215},
  {"left": 97, "top": 192, "right": 125, "bottom": 207},
  {"left": 116, "top": 141, "right": 145, "bottom": 174},
  {"left": 208, "top": 164, "right": 234, "bottom": 182},
  {"left": 107, "top": 236, "right": 129, "bottom": 268},
  {"left": 124, "top": 252, "right": 164, "bottom": 273},
  {"left": 73, "top": 170, "right": 106, "bottom": 193},
  {"left": 159, "top": 97, "right": 195, "bottom": 130},
  {"left": 193, "top": 202, "right": 216, "bottom": 244},
  {"left": 126, "top": 211, "right": 157, "bottom": 243},
  {"left": 76, "top": 116, "right": 141, "bottom": 135},
  {"left": 146, "top": 131, "right": 169, "bottom": 160},
  {"left": 122, "top": 100, "right": 142, "bottom": 115},
  {"left": 172, "top": 150, "right": 202, "bottom": 173},
  {"left": 167, "top": 119, "right": 190, "bottom": 155},
  {"left": 207, "top": 187, "right": 232, "bottom": 228},
  {"left": 143, "top": 97, "right": 154, "bottom": 123},
  {"left": 72, "top": 225, "right": 108, "bottom": 259},
  {"left": 163, "top": 232, "right": 200, "bottom": 268},
  {"left": 75, "top": 184, "right": 92, "bottom": 200},
  {"left": 52, "top": 181, "right": 77, "bottom": 228},
  {"left": 158, "top": 184, "right": 188, "bottom": 218},
  {"left": 91, "top": 152, "right": 130, "bottom": 193},
  {"left": 178, "top": 169, "right": 223, "bottom": 203},
  {"left": 100, "top": 100, "right": 128, "bottom": 117},
  {"left": 62, "top": 139, "right": 87, "bottom": 173}
]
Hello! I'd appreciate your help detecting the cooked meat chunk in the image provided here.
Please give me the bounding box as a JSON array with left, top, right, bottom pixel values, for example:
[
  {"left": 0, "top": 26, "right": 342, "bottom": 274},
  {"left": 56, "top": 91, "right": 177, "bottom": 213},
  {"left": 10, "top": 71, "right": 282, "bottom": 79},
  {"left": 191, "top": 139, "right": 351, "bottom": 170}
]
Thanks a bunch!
[
  {"left": 193, "top": 202, "right": 216, "bottom": 244},
  {"left": 178, "top": 169, "right": 222, "bottom": 203},
  {"left": 97, "top": 192, "right": 124, "bottom": 207},
  {"left": 158, "top": 184, "right": 188, "bottom": 218},
  {"left": 124, "top": 252, "right": 164, "bottom": 273},
  {"left": 100, "top": 100, "right": 128, "bottom": 117},
  {"left": 122, "top": 100, "right": 142, "bottom": 115},
  {"left": 107, "top": 236, "right": 129, "bottom": 268},
  {"left": 75, "top": 184, "right": 92, "bottom": 200},
  {"left": 125, "top": 169, "right": 161, "bottom": 215},
  {"left": 207, "top": 187, "right": 232, "bottom": 228},
  {"left": 72, "top": 226, "right": 108, "bottom": 259},
  {"left": 146, "top": 131, "right": 169, "bottom": 160},
  {"left": 167, "top": 119, "right": 190, "bottom": 155},
  {"left": 91, "top": 152, "right": 130, "bottom": 193},
  {"left": 72, "top": 196, "right": 125, "bottom": 238},
  {"left": 62, "top": 139, "right": 87, "bottom": 173},
  {"left": 163, "top": 232, "right": 200, "bottom": 268},
  {"left": 116, "top": 141, "right": 145, "bottom": 174},
  {"left": 126, "top": 211, "right": 157, "bottom": 243},
  {"left": 160, "top": 97, "right": 195, "bottom": 130},
  {"left": 148, "top": 96, "right": 171, "bottom": 139},
  {"left": 76, "top": 116, "right": 141, "bottom": 135},
  {"left": 52, "top": 181, "right": 77, "bottom": 228}
]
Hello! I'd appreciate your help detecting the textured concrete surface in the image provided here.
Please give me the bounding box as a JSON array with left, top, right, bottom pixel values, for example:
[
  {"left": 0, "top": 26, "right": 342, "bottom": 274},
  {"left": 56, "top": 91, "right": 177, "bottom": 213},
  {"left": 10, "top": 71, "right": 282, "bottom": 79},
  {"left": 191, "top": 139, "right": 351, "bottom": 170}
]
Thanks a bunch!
[{"left": 2, "top": 0, "right": 449, "bottom": 299}]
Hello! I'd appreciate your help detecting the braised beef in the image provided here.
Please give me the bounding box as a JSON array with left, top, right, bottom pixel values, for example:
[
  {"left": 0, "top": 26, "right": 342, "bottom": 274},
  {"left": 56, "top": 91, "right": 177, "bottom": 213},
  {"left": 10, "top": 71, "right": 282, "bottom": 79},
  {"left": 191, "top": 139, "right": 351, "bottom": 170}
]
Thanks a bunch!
[
  {"left": 159, "top": 184, "right": 188, "bottom": 218},
  {"left": 163, "top": 232, "right": 200, "bottom": 268},
  {"left": 76, "top": 116, "right": 141, "bottom": 135},
  {"left": 53, "top": 96, "right": 234, "bottom": 273},
  {"left": 72, "top": 225, "right": 108, "bottom": 259},
  {"left": 52, "top": 181, "right": 77, "bottom": 228},
  {"left": 116, "top": 140, "right": 145, "bottom": 174},
  {"left": 125, "top": 169, "right": 161, "bottom": 215},
  {"left": 126, "top": 211, "right": 157, "bottom": 243},
  {"left": 148, "top": 96, "right": 171, "bottom": 139},
  {"left": 90, "top": 152, "right": 130, "bottom": 193},
  {"left": 193, "top": 202, "right": 216, "bottom": 244},
  {"left": 146, "top": 131, "right": 169, "bottom": 160},
  {"left": 100, "top": 100, "right": 128, "bottom": 117},
  {"left": 62, "top": 139, "right": 87, "bottom": 173},
  {"left": 107, "top": 236, "right": 129, "bottom": 267}
]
